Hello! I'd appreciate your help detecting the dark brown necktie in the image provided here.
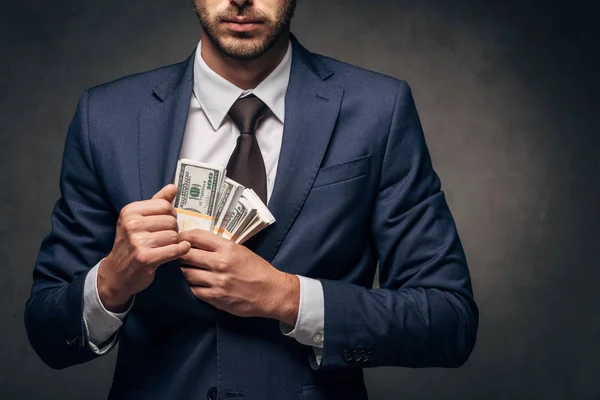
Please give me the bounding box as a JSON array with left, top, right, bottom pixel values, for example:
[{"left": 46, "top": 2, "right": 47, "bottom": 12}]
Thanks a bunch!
[{"left": 226, "top": 94, "right": 269, "bottom": 203}]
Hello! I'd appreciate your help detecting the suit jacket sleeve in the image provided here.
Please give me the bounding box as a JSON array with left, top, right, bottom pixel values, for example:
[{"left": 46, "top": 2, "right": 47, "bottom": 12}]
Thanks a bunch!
[
  {"left": 24, "top": 89, "right": 119, "bottom": 369},
  {"left": 318, "top": 81, "right": 478, "bottom": 369}
]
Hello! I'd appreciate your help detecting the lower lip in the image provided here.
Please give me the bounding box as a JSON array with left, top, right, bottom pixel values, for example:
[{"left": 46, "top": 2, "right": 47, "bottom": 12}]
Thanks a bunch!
[{"left": 224, "top": 21, "right": 262, "bottom": 32}]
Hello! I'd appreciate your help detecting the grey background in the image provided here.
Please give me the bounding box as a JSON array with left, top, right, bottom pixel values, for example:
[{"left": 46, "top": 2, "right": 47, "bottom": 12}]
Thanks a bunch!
[{"left": 1, "top": 0, "right": 599, "bottom": 398}]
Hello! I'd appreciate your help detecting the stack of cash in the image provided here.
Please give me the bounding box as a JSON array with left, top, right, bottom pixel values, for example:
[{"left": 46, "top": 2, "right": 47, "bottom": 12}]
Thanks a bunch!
[{"left": 172, "top": 159, "right": 275, "bottom": 244}]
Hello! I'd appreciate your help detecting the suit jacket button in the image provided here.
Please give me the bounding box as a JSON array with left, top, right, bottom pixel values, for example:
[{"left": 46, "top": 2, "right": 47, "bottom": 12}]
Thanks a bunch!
[
  {"left": 207, "top": 387, "right": 217, "bottom": 400},
  {"left": 343, "top": 349, "right": 353, "bottom": 362},
  {"left": 360, "top": 350, "right": 369, "bottom": 362},
  {"left": 352, "top": 349, "right": 362, "bottom": 362},
  {"left": 66, "top": 336, "right": 79, "bottom": 347}
]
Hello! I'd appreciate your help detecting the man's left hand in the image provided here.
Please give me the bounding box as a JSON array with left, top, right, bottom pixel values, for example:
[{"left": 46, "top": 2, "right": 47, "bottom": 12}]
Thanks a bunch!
[{"left": 178, "top": 230, "right": 299, "bottom": 326}]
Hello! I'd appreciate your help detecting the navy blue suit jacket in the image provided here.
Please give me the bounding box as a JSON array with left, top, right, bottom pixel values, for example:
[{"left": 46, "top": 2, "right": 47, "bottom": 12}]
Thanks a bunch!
[{"left": 25, "top": 37, "right": 478, "bottom": 400}]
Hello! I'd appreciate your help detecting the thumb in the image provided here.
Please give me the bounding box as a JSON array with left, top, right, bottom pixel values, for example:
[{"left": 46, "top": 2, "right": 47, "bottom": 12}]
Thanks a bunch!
[{"left": 152, "top": 184, "right": 178, "bottom": 202}]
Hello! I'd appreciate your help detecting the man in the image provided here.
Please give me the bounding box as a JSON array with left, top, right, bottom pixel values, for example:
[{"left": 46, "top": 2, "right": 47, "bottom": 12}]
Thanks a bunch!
[{"left": 25, "top": 0, "right": 478, "bottom": 399}]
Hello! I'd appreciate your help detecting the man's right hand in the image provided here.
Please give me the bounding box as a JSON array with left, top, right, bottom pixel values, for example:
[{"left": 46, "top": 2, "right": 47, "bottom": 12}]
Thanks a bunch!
[{"left": 98, "top": 184, "right": 191, "bottom": 312}]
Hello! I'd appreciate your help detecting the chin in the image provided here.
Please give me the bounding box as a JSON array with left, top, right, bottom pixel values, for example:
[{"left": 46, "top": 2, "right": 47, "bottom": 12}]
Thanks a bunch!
[{"left": 219, "top": 38, "right": 268, "bottom": 59}]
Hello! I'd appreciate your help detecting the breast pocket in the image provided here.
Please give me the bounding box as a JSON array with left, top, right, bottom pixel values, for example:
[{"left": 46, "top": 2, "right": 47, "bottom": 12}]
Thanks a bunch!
[{"left": 312, "top": 155, "right": 371, "bottom": 189}]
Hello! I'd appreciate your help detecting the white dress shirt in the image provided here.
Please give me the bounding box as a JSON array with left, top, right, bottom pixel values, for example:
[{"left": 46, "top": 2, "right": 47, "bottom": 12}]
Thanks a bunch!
[{"left": 82, "top": 40, "right": 324, "bottom": 363}]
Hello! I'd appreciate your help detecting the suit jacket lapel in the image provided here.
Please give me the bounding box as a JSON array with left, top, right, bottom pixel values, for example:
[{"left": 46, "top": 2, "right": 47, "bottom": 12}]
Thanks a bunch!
[
  {"left": 252, "top": 37, "right": 344, "bottom": 264},
  {"left": 139, "top": 51, "right": 195, "bottom": 200}
]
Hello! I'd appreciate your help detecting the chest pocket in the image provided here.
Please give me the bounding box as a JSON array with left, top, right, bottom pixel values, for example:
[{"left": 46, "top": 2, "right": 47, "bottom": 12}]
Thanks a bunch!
[{"left": 312, "top": 155, "right": 371, "bottom": 189}]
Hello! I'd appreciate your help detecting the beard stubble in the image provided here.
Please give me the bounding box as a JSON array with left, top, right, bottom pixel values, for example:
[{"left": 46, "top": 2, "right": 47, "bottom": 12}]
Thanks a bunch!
[{"left": 194, "top": 1, "right": 297, "bottom": 61}]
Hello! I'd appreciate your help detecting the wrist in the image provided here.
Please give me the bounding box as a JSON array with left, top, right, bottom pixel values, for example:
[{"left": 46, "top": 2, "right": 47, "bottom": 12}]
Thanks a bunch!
[
  {"left": 97, "top": 258, "right": 131, "bottom": 313},
  {"left": 268, "top": 272, "right": 299, "bottom": 326}
]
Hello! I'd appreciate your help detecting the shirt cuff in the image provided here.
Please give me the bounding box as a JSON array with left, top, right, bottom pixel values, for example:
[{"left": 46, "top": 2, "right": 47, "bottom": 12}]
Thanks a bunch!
[
  {"left": 83, "top": 259, "right": 134, "bottom": 352},
  {"left": 280, "top": 275, "right": 324, "bottom": 349}
]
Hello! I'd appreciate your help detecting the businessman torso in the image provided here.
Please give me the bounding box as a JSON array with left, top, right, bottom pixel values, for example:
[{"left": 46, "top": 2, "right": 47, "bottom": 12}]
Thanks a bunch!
[
  {"left": 95, "top": 37, "right": 389, "bottom": 399},
  {"left": 27, "top": 35, "right": 477, "bottom": 400}
]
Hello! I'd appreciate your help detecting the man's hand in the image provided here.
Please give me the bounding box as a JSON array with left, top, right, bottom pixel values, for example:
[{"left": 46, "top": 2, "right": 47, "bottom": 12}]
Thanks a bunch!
[
  {"left": 178, "top": 230, "right": 300, "bottom": 326},
  {"left": 98, "top": 184, "right": 192, "bottom": 312}
]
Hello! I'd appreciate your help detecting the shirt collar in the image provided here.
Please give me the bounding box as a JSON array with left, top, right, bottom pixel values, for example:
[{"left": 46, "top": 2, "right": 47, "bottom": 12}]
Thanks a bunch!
[{"left": 193, "top": 40, "right": 293, "bottom": 131}]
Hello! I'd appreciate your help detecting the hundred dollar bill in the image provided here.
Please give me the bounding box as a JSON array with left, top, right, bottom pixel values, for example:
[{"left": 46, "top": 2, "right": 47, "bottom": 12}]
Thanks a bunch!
[
  {"left": 222, "top": 197, "right": 256, "bottom": 241},
  {"left": 213, "top": 178, "right": 245, "bottom": 235},
  {"left": 235, "top": 189, "right": 276, "bottom": 244},
  {"left": 173, "top": 159, "right": 225, "bottom": 232}
]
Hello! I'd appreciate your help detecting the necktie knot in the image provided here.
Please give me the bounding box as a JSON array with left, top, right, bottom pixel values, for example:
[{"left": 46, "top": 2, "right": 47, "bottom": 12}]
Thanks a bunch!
[{"left": 228, "top": 94, "right": 269, "bottom": 134}]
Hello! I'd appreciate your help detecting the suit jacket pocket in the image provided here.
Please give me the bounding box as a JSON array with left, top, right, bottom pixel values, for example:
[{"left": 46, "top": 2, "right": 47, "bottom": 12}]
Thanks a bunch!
[
  {"left": 302, "top": 379, "right": 368, "bottom": 400},
  {"left": 312, "top": 155, "right": 371, "bottom": 189},
  {"left": 108, "top": 386, "right": 154, "bottom": 400}
]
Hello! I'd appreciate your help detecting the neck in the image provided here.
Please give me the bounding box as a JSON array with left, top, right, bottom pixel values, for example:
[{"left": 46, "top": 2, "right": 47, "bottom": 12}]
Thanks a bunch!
[{"left": 200, "top": 31, "right": 290, "bottom": 90}]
